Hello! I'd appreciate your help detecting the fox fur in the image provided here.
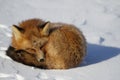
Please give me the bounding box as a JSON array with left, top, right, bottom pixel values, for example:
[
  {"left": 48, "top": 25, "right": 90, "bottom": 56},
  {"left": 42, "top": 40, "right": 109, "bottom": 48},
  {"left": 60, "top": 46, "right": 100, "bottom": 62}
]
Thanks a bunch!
[
  {"left": 6, "top": 18, "right": 86, "bottom": 69},
  {"left": 11, "top": 19, "right": 50, "bottom": 61}
]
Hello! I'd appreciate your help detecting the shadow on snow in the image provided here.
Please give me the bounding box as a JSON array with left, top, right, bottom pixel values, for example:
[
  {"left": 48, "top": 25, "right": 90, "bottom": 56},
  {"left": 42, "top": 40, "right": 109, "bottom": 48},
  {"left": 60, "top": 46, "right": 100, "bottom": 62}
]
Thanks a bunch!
[{"left": 80, "top": 43, "right": 120, "bottom": 66}]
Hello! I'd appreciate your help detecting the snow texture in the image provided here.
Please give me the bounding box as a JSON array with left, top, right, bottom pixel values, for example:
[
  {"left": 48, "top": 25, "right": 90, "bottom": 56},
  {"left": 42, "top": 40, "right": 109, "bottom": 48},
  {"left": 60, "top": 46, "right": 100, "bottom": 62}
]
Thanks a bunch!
[{"left": 0, "top": 0, "right": 120, "bottom": 80}]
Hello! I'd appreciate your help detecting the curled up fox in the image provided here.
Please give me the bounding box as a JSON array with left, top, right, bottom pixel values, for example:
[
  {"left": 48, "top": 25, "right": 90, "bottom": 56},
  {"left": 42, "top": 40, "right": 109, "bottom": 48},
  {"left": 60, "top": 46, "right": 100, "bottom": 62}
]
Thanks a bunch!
[{"left": 6, "top": 18, "right": 86, "bottom": 69}]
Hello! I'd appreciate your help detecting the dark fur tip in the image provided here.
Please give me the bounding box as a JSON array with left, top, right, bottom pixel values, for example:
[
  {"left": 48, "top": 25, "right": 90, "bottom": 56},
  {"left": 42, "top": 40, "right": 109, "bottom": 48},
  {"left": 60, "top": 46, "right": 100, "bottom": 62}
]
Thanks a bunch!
[
  {"left": 12, "top": 25, "right": 25, "bottom": 33},
  {"left": 6, "top": 46, "right": 15, "bottom": 56},
  {"left": 38, "top": 21, "right": 50, "bottom": 28}
]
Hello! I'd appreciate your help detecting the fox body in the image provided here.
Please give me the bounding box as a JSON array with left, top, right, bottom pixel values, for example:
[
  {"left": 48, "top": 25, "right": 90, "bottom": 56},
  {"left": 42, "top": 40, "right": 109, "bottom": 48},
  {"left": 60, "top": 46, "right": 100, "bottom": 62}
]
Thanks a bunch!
[{"left": 7, "top": 19, "right": 86, "bottom": 69}]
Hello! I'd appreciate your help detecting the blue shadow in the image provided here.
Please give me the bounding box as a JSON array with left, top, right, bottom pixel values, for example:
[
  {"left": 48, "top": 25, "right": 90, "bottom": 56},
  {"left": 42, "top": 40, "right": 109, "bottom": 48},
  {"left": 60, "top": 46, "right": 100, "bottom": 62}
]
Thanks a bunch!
[{"left": 81, "top": 43, "right": 120, "bottom": 66}]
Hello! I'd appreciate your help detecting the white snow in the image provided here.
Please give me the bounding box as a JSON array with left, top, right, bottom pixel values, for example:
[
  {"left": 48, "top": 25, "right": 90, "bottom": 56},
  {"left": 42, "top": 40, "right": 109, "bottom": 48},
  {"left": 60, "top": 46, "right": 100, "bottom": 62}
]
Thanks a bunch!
[{"left": 0, "top": 0, "right": 120, "bottom": 80}]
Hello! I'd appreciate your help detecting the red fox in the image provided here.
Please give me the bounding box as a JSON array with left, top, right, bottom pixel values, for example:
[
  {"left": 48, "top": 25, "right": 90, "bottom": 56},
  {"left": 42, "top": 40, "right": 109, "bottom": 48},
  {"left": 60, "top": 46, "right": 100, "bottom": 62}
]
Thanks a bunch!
[
  {"left": 11, "top": 19, "right": 50, "bottom": 61},
  {"left": 7, "top": 18, "right": 86, "bottom": 69}
]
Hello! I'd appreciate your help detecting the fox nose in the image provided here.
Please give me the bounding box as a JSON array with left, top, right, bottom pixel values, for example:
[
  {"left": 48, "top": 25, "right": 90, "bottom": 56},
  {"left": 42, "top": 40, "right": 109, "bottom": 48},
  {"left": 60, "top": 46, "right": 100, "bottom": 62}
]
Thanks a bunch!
[
  {"left": 40, "top": 58, "right": 45, "bottom": 62},
  {"left": 37, "top": 57, "right": 45, "bottom": 62}
]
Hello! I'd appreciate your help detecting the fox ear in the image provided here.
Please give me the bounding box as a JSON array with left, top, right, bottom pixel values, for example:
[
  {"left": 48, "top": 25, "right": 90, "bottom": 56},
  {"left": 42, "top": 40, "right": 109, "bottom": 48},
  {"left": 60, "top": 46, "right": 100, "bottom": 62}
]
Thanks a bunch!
[
  {"left": 12, "top": 25, "right": 24, "bottom": 40},
  {"left": 41, "top": 22, "right": 50, "bottom": 36}
]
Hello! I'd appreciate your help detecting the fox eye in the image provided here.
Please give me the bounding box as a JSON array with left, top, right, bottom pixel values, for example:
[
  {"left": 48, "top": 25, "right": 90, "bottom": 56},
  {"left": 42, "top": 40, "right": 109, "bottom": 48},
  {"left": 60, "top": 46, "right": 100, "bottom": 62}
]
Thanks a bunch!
[
  {"left": 32, "top": 40, "right": 37, "bottom": 45},
  {"left": 33, "top": 40, "right": 36, "bottom": 43},
  {"left": 25, "top": 48, "right": 36, "bottom": 53}
]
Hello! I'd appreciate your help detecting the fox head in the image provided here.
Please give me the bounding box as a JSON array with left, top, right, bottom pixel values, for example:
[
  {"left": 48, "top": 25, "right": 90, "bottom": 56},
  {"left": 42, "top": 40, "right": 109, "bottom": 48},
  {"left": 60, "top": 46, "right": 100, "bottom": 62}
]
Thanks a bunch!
[{"left": 11, "top": 21, "right": 50, "bottom": 54}]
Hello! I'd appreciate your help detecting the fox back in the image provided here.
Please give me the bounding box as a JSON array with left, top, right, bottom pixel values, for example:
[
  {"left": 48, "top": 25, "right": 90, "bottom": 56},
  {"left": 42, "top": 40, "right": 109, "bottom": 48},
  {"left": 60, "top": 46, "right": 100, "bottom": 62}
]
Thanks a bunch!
[{"left": 43, "top": 23, "right": 86, "bottom": 69}]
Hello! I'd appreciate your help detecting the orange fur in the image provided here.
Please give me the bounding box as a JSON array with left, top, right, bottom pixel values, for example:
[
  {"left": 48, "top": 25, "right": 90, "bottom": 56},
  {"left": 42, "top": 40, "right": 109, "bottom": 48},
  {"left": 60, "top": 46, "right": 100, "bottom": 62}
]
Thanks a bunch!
[
  {"left": 11, "top": 19, "right": 49, "bottom": 61},
  {"left": 10, "top": 18, "right": 86, "bottom": 69}
]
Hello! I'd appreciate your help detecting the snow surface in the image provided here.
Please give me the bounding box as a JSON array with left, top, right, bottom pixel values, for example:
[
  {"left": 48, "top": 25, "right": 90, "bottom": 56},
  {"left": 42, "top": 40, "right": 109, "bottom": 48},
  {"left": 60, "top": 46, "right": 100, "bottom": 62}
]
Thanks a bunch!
[{"left": 0, "top": 0, "right": 120, "bottom": 80}]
